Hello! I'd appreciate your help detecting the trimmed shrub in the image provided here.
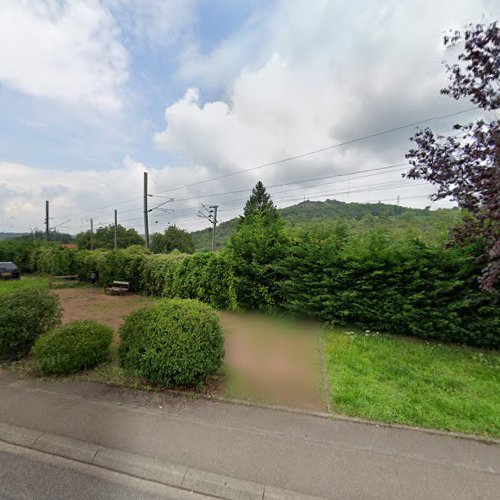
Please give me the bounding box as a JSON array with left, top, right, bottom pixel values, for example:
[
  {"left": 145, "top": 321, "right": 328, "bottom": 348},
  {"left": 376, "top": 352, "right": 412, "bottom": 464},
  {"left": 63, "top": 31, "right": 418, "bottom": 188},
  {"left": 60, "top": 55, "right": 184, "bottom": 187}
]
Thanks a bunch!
[
  {"left": 33, "top": 320, "right": 113, "bottom": 375},
  {"left": 119, "top": 299, "right": 224, "bottom": 386},
  {"left": 0, "top": 289, "right": 62, "bottom": 360}
]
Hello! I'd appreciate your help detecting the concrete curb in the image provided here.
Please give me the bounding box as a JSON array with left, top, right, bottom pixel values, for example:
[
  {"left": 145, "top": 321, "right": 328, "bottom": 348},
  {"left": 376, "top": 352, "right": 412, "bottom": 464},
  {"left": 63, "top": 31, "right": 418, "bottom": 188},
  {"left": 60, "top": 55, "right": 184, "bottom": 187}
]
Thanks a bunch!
[{"left": 0, "top": 421, "right": 325, "bottom": 500}]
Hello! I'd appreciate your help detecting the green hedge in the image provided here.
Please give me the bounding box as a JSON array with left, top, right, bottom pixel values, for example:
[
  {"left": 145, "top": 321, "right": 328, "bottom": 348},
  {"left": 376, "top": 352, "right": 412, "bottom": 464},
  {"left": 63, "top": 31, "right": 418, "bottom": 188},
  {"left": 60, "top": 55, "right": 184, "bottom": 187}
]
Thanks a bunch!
[
  {"left": 279, "top": 228, "right": 499, "bottom": 348},
  {"left": 0, "top": 289, "right": 62, "bottom": 360},
  {"left": 33, "top": 320, "right": 113, "bottom": 375},
  {"left": 7, "top": 230, "right": 499, "bottom": 349},
  {"left": 119, "top": 299, "right": 224, "bottom": 386}
]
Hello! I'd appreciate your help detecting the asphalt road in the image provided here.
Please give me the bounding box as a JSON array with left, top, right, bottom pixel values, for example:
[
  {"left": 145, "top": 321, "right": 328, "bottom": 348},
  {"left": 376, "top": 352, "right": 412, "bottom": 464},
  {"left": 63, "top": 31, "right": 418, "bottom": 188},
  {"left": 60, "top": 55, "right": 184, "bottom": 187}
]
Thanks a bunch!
[
  {"left": 0, "top": 441, "right": 210, "bottom": 500},
  {"left": 0, "top": 373, "right": 499, "bottom": 499}
]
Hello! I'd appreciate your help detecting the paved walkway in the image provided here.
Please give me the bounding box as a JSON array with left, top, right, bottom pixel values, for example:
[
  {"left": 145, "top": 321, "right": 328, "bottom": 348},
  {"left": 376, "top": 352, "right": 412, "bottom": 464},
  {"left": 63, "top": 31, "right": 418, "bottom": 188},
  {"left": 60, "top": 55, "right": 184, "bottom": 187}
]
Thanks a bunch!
[{"left": 0, "top": 371, "right": 498, "bottom": 499}]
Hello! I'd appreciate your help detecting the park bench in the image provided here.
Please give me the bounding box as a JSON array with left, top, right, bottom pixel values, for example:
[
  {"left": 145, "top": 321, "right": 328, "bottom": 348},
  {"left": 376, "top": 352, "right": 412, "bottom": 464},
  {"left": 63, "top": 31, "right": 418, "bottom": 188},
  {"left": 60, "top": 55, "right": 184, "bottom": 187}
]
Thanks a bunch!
[
  {"left": 104, "top": 280, "right": 130, "bottom": 295},
  {"left": 50, "top": 275, "right": 79, "bottom": 288}
]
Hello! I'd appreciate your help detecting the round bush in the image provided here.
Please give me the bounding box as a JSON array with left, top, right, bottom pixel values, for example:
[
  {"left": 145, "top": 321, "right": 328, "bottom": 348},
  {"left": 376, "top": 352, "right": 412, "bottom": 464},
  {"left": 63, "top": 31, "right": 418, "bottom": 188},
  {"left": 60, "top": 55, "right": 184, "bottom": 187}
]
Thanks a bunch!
[
  {"left": 0, "top": 288, "right": 62, "bottom": 360},
  {"left": 119, "top": 299, "right": 224, "bottom": 387},
  {"left": 33, "top": 320, "right": 113, "bottom": 375}
]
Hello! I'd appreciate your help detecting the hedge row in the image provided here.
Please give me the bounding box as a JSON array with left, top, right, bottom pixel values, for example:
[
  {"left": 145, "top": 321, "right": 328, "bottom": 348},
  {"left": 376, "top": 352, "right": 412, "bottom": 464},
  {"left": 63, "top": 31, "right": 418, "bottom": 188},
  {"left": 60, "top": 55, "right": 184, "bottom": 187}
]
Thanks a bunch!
[
  {"left": 278, "top": 230, "right": 499, "bottom": 348},
  {"left": 11, "top": 235, "right": 500, "bottom": 349},
  {"left": 29, "top": 244, "right": 237, "bottom": 310}
]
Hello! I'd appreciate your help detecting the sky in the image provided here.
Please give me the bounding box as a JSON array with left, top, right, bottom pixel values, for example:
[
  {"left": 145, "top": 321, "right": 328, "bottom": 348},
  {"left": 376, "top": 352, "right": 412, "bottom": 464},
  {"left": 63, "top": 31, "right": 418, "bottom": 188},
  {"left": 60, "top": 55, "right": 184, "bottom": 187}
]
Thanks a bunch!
[{"left": 0, "top": 0, "right": 498, "bottom": 235}]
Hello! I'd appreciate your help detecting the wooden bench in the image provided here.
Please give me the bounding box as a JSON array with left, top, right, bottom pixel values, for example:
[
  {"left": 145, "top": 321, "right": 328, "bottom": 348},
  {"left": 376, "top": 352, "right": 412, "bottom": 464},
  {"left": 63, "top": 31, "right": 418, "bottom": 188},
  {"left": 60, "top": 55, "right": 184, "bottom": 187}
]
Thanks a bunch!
[
  {"left": 104, "top": 280, "right": 130, "bottom": 295},
  {"left": 50, "top": 275, "right": 79, "bottom": 288}
]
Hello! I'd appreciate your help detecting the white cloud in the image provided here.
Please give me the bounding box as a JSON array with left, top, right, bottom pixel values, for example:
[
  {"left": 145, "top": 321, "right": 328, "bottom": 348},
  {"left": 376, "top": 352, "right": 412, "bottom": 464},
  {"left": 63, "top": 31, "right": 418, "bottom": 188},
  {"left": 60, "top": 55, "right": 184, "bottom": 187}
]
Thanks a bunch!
[
  {"left": 151, "top": 0, "right": 497, "bottom": 225},
  {"left": 2, "top": 0, "right": 498, "bottom": 233},
  {"left": 0, "top": 0, "right": 127, "bottom": 111},
  {"left": 0, "top": 158, "right": 140, "bottom": 233},
  {"left": 0, "top": 156, "right": 211, "bottom": 234}
]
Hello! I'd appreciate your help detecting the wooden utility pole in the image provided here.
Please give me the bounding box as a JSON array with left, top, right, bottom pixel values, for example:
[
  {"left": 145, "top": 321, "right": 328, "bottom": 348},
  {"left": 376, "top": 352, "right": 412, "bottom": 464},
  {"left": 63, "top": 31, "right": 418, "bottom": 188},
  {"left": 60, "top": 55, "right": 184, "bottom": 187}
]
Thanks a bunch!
[
  {"left": 210, "top": 205, "right": 218, "bottom": 252},
  {"left": 143, "top": 172, "right": 150, "bottom": 249},
  {"left": 90, "top": 218, "right": 94, "bottom": 250},
  {"left": 114, "top": 209, "right": 118, "bottom": 250},
  {"left": 45, "top": 200, "right": 50, "bottom": 241}
]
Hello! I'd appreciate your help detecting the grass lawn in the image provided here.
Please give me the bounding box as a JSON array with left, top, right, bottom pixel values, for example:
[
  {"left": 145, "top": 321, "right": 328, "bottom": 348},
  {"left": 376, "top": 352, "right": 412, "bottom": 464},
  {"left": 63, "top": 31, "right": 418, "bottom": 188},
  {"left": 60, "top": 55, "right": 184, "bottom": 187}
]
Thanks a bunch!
[
  {"left": 0, "top": 276, "right": 49, "bottom": 296},
  {"left": 323, "top": 327, "right": 500, "bottom": 437}
]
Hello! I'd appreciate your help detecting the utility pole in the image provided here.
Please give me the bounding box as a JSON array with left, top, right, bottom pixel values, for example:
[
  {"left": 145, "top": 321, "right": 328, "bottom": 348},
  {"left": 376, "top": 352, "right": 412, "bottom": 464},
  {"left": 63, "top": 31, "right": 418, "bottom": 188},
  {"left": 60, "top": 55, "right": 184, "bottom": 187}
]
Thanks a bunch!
[
  {"left": 396, "top": 195, "right": 400, "bottom": 216},
  {"left": 210, "top": 205, "right": 218, "bottom": 252},
  {"left": 45, "top": 200, "right": 50, "bottom": 241},
  {"left": 143, "top": 172, "right": 150, "bottom": 249},
  {"left": 90, "top": 219, "right": 94, "bottom": 250},
  {"left": 197, "top": 204, "right": 219, "bottom": 252},
  {"left": 114, "top": 209, "right": 118, "bottom": 250}
]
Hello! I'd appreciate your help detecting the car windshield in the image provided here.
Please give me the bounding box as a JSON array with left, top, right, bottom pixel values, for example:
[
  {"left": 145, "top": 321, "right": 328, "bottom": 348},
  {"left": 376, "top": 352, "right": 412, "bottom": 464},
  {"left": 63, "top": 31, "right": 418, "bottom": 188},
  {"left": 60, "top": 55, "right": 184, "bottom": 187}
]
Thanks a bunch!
[{"left": 0, "top": 262, "right": 16, "bottom": 271}]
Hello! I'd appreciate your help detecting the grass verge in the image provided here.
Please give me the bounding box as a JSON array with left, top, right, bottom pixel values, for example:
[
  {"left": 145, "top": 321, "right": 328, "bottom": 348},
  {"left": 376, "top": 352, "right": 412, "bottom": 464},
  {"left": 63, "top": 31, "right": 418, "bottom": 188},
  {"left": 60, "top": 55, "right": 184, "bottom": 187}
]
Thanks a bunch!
[
  {"left": 0, "top": 276, "right": 49, "bottom": 296},
  {"left": 323, "top": 327, "right": 500, "bottom": 437}
]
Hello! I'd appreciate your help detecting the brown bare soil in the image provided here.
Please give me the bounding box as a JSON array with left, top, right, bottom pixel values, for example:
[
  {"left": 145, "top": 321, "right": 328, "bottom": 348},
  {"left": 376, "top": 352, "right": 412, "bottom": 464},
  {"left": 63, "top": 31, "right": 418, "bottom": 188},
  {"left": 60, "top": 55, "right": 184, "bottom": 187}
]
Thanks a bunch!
[{"left": 55, "top": 287, "right": 152, "bottom": 333}]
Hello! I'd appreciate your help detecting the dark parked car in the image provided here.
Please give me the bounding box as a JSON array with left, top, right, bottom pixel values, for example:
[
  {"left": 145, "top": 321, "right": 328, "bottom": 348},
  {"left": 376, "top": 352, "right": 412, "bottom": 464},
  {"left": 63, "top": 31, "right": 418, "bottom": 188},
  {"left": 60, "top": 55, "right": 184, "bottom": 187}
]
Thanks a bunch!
[{"left": 0, "top": 262, "right": 20, "bottom": 280}]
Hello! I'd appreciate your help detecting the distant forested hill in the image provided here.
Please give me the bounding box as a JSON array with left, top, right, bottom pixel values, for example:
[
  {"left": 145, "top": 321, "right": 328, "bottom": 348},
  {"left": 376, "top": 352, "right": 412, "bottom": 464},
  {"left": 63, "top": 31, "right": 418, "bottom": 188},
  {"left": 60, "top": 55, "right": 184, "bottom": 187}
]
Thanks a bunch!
[
  {"left": 0, "top": 232, "right": 27, "bottom": 241},
  {"left": 0, "top": 231, "right": 74, "bottom": 243},
  {"left": 190, "top": 199, "right": 461, "bottom": 251}
]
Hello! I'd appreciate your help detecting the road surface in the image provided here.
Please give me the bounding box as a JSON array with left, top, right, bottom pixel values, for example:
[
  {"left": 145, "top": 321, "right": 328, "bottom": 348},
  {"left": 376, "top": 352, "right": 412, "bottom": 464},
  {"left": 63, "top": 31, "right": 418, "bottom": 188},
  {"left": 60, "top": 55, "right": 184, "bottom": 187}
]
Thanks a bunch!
[{"left": 0, "top": 440, "right": 210, "bottom": 500}]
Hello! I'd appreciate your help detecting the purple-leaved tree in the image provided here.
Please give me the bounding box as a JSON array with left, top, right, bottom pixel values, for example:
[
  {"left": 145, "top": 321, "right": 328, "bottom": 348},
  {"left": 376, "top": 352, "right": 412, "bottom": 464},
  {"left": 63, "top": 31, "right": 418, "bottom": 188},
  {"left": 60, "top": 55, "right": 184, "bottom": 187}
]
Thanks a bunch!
[{"left": 405, "top": 21, "right": 499, "bottom": 292}]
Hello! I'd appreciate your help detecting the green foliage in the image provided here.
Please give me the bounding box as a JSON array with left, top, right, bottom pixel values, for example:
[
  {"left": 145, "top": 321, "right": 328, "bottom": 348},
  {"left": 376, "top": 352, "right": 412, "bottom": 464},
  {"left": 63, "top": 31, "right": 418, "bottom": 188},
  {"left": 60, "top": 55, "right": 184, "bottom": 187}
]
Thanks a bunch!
[
  {"left": 141, "top": 251, "right": 188, "bottom": 296},
  {"left": 76, "top": 224, "right": 144, "bottom": 250},
  {"left": 141, "top": 251, "right": 237, "bottom": 309},
  {"left": 241, "top": 181, "right": 278, "bottom": 222},
  {"left": 280, "top": 226, "right": 499, "bottom": 348},
  {"left": 0, "top": 289, "right": 62, "bottom": 360},
  {"left": 227, "top": 211, "right": 289, "bottom": 311},
  {"left": 119, "top": 299, "right": 224, "bottom": 386},
  {"left": 33, "top": 320, "right": 113, "bottom": 375},
  {"left": 190, "top": 198, "right": 462, "bottom": 251},
  {"left": 8, "top": 202, "right": 497, "bottom": 348},
  {"left": 172, "top": 252, "right": 237, "bottom": 309},
  {"left": 30, "top": 244, "right": 77, "bottom": 275},
  {"left": 0, "top": 238, "right": 41, "bottom": 272},
  {"left": 150, "top": 225, "right": 195, "bottom": 254}
]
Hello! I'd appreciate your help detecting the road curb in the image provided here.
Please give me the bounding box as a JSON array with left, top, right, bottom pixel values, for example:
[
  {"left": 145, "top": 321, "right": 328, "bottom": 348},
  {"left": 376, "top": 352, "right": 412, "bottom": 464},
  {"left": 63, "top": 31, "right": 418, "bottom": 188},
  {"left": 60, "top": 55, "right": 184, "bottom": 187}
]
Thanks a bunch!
[{"left": 0, "top": 421, "right": 325, "bottom": 500}]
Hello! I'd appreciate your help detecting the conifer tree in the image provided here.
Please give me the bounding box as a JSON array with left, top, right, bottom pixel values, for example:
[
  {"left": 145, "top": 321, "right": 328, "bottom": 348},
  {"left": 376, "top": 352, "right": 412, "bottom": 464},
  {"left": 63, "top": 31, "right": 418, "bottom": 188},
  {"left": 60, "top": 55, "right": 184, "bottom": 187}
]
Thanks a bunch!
[{"left": 240, "top": 181, "right": 278, "bottom": 223}]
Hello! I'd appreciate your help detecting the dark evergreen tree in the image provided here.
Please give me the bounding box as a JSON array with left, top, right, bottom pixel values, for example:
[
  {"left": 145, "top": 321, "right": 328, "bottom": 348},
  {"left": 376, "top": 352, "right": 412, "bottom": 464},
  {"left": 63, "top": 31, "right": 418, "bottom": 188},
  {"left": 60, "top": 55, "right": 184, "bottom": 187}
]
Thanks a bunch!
[{"left": 240, "top": 181, "right": 278, "bottom": 223}]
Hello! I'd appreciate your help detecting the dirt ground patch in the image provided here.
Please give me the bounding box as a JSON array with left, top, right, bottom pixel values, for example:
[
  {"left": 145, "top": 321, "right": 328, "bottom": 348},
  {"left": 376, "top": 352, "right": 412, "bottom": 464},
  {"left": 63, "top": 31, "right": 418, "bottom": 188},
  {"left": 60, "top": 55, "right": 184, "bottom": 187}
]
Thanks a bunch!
[
  {"left": 52, "top": 288, "right": 325, "bottom": 411},
  {"left": 55, "top": 287, "right": 152, "bottom": 333}
]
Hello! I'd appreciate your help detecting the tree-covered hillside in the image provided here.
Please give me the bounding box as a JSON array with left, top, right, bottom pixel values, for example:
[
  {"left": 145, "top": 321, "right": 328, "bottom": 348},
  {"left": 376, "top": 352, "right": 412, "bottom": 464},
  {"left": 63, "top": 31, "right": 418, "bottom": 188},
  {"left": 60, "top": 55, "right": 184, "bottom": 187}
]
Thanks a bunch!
[
  {"left": 190, "top": 199, "right": 461, "bottom": 251},
  {"left": 0, "top": 232, "right": 26, "bottom": 241}
]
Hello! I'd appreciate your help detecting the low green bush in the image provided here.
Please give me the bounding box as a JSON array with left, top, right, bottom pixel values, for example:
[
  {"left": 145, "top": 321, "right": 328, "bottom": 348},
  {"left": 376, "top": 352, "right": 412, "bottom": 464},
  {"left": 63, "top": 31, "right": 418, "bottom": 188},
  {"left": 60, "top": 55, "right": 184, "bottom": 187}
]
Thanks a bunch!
[
  {"left": 119, "top": 299, "right": 224, "bottom": 386},
  {"left": 0, "top": 289, "right": 62, "bottom": 360},
  {"left": 33, "top": 320, "right": 113, "bottom": 375}
]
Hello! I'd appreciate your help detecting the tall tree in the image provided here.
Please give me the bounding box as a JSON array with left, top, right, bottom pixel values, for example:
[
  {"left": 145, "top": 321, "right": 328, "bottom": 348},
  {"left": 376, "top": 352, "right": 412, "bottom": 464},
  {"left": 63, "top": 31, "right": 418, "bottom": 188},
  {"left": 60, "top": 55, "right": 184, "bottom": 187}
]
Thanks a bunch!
[
  {"left": 76, "top": 225, "right": 144, "bottom": 250},
  {"left": 229, "top": 183, "right": 287, "bottom": 310},
  {"left": 405, "top": 21, "right": 499, "bottom": 292},
  {"left": 240, "top": 181, "right": 278, "bottom": 223},
  {"left": 150, "top": 225, "right": 195, "bottom": 254}
]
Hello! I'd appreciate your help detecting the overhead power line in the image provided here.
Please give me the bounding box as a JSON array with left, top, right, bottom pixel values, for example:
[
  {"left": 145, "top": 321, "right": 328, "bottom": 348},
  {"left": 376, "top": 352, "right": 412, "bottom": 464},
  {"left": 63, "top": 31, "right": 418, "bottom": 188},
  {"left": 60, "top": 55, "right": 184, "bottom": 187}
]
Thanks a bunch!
[
  {"left": 153, "top": 107, "right": 477, "bottom": 195},
  {"left": 50, "top": 112, "right": 473, "bottom": 228},
  {"left": 75, "top": 161, "right": 410, "bottom": 225}
]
